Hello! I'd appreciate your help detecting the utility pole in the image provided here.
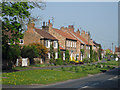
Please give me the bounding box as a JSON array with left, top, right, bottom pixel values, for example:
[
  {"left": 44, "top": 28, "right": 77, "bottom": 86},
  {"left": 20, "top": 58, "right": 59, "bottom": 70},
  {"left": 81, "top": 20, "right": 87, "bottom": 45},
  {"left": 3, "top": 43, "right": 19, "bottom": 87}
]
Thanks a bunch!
[{"left": 112, "top": 43, "right": 114, "bottom": 54}]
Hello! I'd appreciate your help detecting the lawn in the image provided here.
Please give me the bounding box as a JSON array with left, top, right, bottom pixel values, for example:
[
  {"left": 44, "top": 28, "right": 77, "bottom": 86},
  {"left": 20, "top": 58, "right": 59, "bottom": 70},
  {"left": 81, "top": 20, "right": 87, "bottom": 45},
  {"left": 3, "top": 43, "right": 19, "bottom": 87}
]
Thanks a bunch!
[
  {"left": 2, "top": 69, "right": 88, "bottom": 85},
  {"left": 2, "top": 60, "right": 118, "bottom": 85}
]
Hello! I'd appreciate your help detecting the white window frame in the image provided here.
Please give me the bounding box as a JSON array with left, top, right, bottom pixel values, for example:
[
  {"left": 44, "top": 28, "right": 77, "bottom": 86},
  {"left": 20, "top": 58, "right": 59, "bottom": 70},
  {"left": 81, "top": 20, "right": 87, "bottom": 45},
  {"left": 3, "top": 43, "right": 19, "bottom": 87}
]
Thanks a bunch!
[
  {"left": 46, "top": 40, "right": 50, "bottom": 48},
  {"left": 71, "top": 41, "right": 72, "bottom": 47},
  {"left": 73, "top": 42, "right": 74, "bottom": 47},
  {"left": 75, "top": 42, "right": 76, "bottom": 47},
  {"left": 54, "top": 41, "right": 58, "bottom": 49},
  {"left": 55, "top": 52, "right": 58, "bottom": 59}
]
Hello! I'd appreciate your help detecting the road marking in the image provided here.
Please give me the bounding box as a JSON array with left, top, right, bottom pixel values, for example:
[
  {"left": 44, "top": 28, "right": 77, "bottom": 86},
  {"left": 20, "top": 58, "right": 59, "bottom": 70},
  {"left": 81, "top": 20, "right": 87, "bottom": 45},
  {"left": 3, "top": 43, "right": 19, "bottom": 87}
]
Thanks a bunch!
[
  {"left": 82, "top": 86, "right": 89, "bottom": 88},
  {"left": 113, "top": 76, "right": 118, "bottom": 79},
  {"left": 108, "top": 78, "right": 114, "bottom": 80},
  {"left": 92, "top": 82, "right": 99, "bottom": 86}
]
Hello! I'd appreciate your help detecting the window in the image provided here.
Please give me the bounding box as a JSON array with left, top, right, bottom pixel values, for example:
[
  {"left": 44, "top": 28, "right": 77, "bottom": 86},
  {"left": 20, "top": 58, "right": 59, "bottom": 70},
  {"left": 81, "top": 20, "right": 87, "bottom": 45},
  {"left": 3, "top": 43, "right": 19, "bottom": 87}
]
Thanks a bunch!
[
  {"left": 20, "top": 39, "right": 24, "bottom": 44},
  {"left": 63, "top": 52, "right": 65, "bottom": 60},
  {"left": 55, "top": 52, "right": 58, "bottom": 59},
  {"left": 46, "top": 40, "right": 50, "bottom": 48},
  {"left": 75, "top": 42, "right": 76, "bottom": 47},
  {"left": 71, "top": 41, "right": 72, "bottom": 47},
  {"left": 73, "top": 42, "right": 74, "bottom": 47},
  {"left": 54, "top": 41, "right": 58, "bottom": 48},
  {"left": 81, "top": 45, "right": 83, "bottom": 49}
]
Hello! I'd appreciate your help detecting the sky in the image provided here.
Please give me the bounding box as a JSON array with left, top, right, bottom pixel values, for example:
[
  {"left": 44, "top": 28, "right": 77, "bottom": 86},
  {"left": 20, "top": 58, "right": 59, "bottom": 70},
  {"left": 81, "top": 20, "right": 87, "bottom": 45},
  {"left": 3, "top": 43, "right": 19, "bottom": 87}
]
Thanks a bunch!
[{"left": 30, "top": 2, "right": 118, "bottom": 51}]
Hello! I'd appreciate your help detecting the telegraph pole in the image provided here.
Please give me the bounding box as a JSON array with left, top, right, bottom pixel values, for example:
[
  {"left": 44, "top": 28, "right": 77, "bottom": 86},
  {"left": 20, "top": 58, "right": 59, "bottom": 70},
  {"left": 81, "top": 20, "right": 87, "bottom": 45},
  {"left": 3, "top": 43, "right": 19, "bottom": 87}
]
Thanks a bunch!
[{"left": 112, "top": 43, "right": 114, "bottom": 54}]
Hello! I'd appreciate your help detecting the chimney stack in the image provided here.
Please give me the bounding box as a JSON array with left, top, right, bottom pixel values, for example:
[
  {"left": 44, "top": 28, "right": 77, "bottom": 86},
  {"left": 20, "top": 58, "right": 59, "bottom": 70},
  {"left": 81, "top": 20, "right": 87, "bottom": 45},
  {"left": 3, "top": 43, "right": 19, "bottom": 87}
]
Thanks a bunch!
[
  {"left": 76, "top": 29, "right": 80, "bottom": 35},
  {"left": 68, "top": 25, "right": 74, "bottom": 32}
]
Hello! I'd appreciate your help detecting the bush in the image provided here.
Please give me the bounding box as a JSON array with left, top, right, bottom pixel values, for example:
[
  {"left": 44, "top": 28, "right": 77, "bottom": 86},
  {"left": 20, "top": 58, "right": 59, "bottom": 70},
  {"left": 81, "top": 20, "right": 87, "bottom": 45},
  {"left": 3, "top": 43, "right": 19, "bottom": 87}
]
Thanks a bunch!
[
  {"left": 83, "top": 58, "right": 90, "bottom": 63},
  {"left": 21, "top": 45, "right": 39, "bottom": 64},
  {"left": 56, "top": 58, "right": 63, "bottom": 65},
  {"left": 2, "top": 44, "right": 21, "bottom": 69}
]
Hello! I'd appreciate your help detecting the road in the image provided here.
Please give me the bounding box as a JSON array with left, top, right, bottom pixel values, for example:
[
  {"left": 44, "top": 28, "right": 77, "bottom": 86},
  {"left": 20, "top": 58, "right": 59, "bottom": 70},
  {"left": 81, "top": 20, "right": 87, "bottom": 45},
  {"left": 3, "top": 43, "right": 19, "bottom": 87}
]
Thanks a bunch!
[{"left": 2, "top": 67, "right": 120, "bottom": 89}]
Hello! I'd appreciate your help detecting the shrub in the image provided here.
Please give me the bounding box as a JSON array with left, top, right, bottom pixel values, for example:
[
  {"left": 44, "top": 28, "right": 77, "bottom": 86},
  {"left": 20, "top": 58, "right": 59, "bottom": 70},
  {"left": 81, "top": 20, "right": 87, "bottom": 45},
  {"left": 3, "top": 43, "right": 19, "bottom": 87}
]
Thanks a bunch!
[
  {"left": 21, "top": 45, "right": 39, "bottom": 64},
  {"left": 83, "top": 58, "right": 89, "bottom": 63},
  {"left": 56, "top": 58, "right": 63, "bottom": 65},
  {"left": 2, "top": 44, "right": 21, "bottom": 69},
  {"left": 65, "top": 50, "right": 70, "bottom": 64}
]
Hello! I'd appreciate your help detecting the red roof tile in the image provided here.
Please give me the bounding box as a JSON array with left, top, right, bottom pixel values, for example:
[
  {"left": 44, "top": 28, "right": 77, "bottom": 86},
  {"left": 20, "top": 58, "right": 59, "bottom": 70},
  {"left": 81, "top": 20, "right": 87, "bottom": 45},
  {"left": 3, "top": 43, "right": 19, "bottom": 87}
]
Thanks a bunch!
[
  {"left": 74, "top": 32, "right": 92, "bottom": 45},
  {"left": 35, "top": 28, "right": 57, "bottom": 40},
  {"left": 53, "top": 28, "right": 77, "bottom": 40}
]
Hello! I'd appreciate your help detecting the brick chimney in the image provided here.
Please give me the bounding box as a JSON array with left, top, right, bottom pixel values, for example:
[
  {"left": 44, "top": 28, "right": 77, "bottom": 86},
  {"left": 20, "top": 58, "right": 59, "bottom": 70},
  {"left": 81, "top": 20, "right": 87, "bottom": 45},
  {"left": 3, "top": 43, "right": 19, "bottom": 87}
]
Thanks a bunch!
[
  {"left": 68, "top": 25, "right": 74, "bottom": 32},
  {"left": 48, "top": 19, "right": 53, "bottom": 33},
  {"left": 81, "top": 30, "right": 85, "bottom": 38},
  {"left": 60, "top": 26, "right": 64, "bottom": 31},
  {"left": 76, "top": 29, "right": 80, "bottom": 35},
  {"left": 27, "top": 19, "right": 35, "bottom": 32},
  {"left": 42, "top": 21, "right": 49, "bottom": 32}
]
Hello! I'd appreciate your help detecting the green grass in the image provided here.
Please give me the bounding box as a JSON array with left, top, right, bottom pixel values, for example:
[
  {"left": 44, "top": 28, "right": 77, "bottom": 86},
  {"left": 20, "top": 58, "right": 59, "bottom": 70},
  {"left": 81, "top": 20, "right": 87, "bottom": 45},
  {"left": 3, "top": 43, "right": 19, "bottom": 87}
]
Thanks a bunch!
[
  {"left": 2, "top": 60, "right": 118, "bottom": 85},
  {"left": 2, "top": 69, "right": 87, "bottom": 85}
]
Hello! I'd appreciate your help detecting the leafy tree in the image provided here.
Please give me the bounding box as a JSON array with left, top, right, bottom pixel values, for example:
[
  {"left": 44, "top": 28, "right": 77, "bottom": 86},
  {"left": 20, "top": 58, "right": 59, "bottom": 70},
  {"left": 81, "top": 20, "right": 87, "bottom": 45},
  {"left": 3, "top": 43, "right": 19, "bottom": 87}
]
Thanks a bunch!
[
  {"left": 2, "top": 2, "right": 46, "bottom": 69},
  {"left": 93, "top": 51, "right": 98, "bottom": 62},
  {"left": 65, "top": 50, "right": 70, "bottom": 64},
  {"left": 21, "top": 45, "right": 39, "bottom": 64},
  {"left": 2, "top": 44, "right": 21, "bottom": 69},
  {"left": 98, "top": 44, "right": 102, "bottom": 60},
  {"left": 90, "top": 45, "right": 93, "bottom": 62},
  {"left": 58, "top": 43, "right": 62, "bottom": 59},
  {"left": 30, "top": 43, "right": 48, "bottom": 63},
  {"left": 50, "top": 44, "right": 55, "bottom": 64}
]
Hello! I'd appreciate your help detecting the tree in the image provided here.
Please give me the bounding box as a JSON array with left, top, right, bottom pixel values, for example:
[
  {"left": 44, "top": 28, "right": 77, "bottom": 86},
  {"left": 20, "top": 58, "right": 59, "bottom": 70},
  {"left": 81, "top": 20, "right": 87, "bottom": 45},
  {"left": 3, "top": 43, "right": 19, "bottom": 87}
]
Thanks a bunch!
[
  {"left": 2, "top": 44, "right": 21, "bottom": 69},
  {"left": 2, "top": 2, "right": 46, "bottom": 69},
  {"left": 98, "top": 44, "right": 102, "bottom": 60},
  {"left": 65, "top": 50, "right": 70, "bottom": 64},
  {"left": 30, "top": 43, "right": 48, "bottom": 63},
  {"left": 58, "top": 43, "right": 62, "bottom": 59},
  {"left": 50, "top": 44, "right": 55, "bottom": 64},
  {"left": 21, "top": 45, "right": 39, "bottom": 64},
  {"left": 90, "top": 45, "right": 93, "bottom": 62}
]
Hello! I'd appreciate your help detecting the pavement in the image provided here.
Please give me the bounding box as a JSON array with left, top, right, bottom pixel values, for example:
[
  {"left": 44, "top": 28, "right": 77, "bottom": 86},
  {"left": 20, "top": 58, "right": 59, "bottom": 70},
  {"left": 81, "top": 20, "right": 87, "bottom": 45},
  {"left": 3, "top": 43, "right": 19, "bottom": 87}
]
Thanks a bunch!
[{"left": 2, "top": 66, "right": 120, "bottom": 89}]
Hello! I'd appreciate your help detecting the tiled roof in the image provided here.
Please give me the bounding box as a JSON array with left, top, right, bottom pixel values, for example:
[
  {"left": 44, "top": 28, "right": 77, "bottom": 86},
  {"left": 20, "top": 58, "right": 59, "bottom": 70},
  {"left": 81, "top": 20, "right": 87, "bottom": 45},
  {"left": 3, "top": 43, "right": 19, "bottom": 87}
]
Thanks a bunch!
[
  {"left": 74, "top": 32, "right": 92, "bottom": 45},
  {"left": 35, "top": 28, "right": 57, "bottom": 40},
  {"left": 53, "top": 28, "right": 77, "bottom": 40},
  {"left": 68, "top": 32, "right": 83, "bottom": 44}
]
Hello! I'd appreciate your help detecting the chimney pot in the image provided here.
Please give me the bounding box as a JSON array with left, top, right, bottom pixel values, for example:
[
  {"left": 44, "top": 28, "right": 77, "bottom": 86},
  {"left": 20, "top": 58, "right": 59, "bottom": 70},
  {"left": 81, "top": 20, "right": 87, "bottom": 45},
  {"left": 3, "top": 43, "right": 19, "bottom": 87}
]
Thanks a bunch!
[{"left": 43, "top": 22, "right": 45, "bottom": 26}]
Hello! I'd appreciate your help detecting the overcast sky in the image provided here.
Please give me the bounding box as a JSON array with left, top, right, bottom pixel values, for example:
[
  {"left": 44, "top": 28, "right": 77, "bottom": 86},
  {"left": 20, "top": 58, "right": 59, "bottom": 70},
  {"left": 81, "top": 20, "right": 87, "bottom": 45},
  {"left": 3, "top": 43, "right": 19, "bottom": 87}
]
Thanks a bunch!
[{"left": 31, "top": 2, "right": 118, "bottom": 51}]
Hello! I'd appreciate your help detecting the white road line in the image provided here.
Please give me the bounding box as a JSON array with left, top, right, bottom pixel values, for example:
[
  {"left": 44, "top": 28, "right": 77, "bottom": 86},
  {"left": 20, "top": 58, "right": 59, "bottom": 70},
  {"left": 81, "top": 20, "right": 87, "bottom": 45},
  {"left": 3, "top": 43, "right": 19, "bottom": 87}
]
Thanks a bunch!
[
  {"left": 113, "top": 76, "right": 118, "bottom": 79},
  {"left": 108, "top": 78, "right": 114, "bottom": 80},
  {"left": 82, "top": 86, "right": 89, "bottom": 88},
  {"left": 92, "top": 82, "right": 99, "bottom": 86}
]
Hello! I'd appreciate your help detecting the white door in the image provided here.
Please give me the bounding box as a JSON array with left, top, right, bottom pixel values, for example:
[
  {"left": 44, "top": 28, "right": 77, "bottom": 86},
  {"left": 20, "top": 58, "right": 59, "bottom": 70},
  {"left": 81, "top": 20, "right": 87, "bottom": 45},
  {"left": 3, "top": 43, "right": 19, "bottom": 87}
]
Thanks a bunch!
[{"left": 22, "top": 58, "right": 28, "bottom": 66}]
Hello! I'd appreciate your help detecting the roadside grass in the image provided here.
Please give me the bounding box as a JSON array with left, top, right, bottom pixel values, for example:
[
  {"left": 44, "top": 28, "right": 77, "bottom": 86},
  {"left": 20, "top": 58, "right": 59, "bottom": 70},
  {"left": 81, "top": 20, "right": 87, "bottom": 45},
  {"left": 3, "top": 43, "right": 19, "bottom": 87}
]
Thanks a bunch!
[
  {"left": 0, "top": 74, "right": 2, "bottom": 84},
  {"left": 2, "top": 69, "right": 88, "bottom": 85},
  {"left": 2, "top": 60, "right": 118, "bottom": 85}
]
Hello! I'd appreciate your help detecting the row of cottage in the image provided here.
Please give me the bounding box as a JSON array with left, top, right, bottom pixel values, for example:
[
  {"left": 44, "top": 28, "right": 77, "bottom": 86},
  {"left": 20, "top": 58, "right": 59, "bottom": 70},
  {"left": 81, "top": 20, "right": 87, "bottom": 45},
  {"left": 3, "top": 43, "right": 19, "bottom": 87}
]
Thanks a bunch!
[{"left": 20, "top": 20, "right": 99, "bottom": 62}]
